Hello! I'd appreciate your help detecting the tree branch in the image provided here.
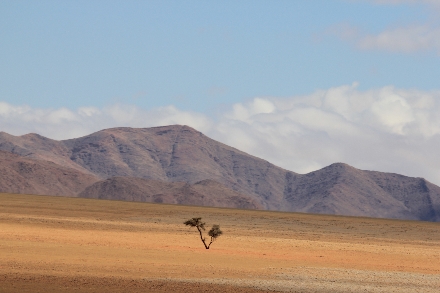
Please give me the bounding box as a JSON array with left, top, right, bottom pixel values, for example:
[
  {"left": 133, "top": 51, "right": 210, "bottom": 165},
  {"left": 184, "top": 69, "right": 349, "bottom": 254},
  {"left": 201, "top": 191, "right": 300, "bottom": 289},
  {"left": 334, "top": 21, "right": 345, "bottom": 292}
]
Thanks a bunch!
[{"left": 196, "top": 226, "right": 209, "bottom": 249}]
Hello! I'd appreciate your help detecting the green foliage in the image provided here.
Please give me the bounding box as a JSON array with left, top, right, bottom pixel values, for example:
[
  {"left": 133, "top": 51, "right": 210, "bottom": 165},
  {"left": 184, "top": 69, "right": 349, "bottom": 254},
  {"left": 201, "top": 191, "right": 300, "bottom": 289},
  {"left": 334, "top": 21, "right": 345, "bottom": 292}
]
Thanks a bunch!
[
  {"left": 184, "top": 217, "right": 223, "bottom": 249},
  {"left": 184, "top": 217, "right": 206, "bottom": 230},
  {"left": 208, "top": 224, "right": 223, "bottom": 239}
]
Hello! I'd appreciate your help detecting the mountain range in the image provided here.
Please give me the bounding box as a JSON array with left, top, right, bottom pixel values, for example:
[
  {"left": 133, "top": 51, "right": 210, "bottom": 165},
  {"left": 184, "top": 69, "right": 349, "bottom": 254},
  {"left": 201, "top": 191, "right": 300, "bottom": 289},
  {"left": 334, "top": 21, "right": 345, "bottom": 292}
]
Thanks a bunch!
[{"left": 0, "top": 125, "right": 439, "bottom": 221}]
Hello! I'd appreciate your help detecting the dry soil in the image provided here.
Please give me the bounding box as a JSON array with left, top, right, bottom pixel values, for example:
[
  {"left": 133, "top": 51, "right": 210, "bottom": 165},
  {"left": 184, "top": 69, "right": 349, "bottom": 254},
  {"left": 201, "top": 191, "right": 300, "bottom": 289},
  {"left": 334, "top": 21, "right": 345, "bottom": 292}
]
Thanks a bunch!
[{"left": 1, "top": 193, "right": 439, "bottom": 292}]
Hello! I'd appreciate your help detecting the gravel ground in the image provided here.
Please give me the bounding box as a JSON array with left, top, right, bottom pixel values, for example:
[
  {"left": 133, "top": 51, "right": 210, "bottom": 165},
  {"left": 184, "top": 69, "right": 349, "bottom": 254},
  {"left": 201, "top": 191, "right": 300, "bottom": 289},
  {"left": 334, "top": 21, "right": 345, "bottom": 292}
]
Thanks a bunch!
[
  {"left": 176, "top": 267, "right": 440, "bottom": 292},
  {"left": 2, "top": 271, "right": 438, "bottom": 293},
  {"left": 0, "top": 274, "right": 283, "bottom": 293}
]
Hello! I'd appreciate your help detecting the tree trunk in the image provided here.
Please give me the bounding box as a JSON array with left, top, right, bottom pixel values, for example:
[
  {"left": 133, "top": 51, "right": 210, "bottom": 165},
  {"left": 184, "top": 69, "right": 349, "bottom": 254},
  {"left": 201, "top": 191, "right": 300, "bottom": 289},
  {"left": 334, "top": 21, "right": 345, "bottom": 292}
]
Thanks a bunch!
[{"left": 196, "top": 227, "right": 210, "bottom": 249}]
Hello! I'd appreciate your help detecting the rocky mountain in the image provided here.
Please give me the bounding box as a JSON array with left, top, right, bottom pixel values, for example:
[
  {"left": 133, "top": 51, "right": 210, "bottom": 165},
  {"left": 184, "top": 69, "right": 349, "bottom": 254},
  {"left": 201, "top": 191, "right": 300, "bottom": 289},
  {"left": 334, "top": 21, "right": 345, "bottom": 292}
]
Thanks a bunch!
[
  {"left": 0, "top": 132, "right": 95, "bottom": 175},
  {"left": 62, "top": 126, "right": 288, "bottom": 209},
  {"left": 0, "top": 125, "right": 439, "bottom": 221},
  {"left": 2, "top": 125, "right": 288, "bottom": 209},
  {"left": 283, "top": 163, "right": 440, "bottom": 221},
  {"left": 0, "top": 150, "right": 99, "bottom": 197},
  {"left": 79, "top": 177, "right": 263, "bottom": 210}
]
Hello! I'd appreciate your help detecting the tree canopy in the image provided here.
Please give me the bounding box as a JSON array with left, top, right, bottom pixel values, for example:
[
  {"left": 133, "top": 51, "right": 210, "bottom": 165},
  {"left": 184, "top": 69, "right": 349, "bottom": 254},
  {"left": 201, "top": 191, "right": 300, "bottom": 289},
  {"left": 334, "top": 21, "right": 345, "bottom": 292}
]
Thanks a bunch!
[{"left": 184, "top": 217, "right": 223, "bottom": 249}]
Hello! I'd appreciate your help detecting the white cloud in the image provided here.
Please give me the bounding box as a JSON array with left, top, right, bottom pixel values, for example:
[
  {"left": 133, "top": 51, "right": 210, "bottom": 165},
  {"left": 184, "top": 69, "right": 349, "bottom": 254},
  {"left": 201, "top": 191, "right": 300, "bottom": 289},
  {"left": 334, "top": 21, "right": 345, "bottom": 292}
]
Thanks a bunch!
[
  {"left": 358, "top": 25, "right": 440, "bottom": 53},
  {"left": 227, "top": 98, "right": 276, "bottom": 122},
  {"left": 0, "top": 102, "right": 30, "bottom": 116},
  {"left": 2, "top": 84, "right": 440, "bottom": 186},
  {"left": 208, "top": 84, "right": 440, "bottom": 185},
  {"left": 45, "top": 108, "right": 78, "bottom": 124},
  {"left": 150, "top": 105, "right": 213, "bottom": 132},
  {"left": 0, "top": 103, "right": 211, "bottom": 140},
  {"left": 330, "top": 2, "right": 440, "bottom": 53},
  {"left": 329, "top": 23, "right": 440, "bottom": 54},
  {"left": 369, "top": 91, "right": 414, "bottom": 134},
  {"left": 78, "top": 107, "right": 101, "bottom": 117}
]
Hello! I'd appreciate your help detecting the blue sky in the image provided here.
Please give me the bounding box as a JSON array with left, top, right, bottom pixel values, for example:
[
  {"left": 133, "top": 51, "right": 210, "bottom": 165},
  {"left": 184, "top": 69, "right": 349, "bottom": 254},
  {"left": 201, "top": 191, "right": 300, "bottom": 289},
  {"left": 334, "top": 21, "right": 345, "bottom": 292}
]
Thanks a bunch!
[
  {"left": 1, "top": 0, "right": 439, "bottom": 111},
  {"left": 1, "top": 0, "right": 440, "bottom": 184}
]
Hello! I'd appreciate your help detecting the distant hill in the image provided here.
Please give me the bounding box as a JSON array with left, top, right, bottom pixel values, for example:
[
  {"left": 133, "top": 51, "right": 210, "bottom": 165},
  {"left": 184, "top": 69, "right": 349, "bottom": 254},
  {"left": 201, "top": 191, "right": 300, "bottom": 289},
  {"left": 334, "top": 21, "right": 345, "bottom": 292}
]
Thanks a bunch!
[
  {"left": 61, "top": 125, "right": 289, "bottom": 209},
  {"left": 0, "top": 150, "right": 99, "bottom": 197},
  {"left": 79, "top": 177, "right": 263, "bottom": 210},
  {"left": 0, "top": 125, "right": 439, "bottom": 221},
  {"left": 284, "top": 163, "right": 440, "bottom": 221}
]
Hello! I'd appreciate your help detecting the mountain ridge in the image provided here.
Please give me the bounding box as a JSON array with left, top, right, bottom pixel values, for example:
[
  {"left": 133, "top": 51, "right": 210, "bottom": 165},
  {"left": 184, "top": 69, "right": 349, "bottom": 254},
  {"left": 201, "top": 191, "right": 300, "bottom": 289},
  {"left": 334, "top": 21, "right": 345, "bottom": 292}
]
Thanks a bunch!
[{"left": 0, "top": 125, "right": 439, "bottom": 221}]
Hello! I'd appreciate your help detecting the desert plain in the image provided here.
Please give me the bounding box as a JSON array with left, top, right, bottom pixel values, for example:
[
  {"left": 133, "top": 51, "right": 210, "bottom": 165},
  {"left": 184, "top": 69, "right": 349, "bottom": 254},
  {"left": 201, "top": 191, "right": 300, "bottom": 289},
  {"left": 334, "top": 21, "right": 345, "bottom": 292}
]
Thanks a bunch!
[{"left": 0, "top": 193, "right": 439, "bottom": 292}]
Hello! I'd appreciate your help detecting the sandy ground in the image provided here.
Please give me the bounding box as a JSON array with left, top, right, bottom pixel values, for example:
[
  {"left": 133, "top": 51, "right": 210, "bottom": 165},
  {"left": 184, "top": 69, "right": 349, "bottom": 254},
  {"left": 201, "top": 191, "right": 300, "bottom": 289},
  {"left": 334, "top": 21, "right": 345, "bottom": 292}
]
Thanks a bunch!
[{"left": 0, "top": 193, "right": 439, "bottom": 292}]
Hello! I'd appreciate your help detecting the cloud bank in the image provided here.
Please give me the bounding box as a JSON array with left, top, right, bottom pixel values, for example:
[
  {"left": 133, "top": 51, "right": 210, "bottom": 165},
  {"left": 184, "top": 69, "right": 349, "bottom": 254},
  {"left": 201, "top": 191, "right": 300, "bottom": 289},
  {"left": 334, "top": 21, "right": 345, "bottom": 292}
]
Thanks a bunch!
[
  {"left": 1, "top": 84, "right": 440, "bottom": 186},
  {"left": 0, "top": 103, "right": 212, "bottom": 140}
]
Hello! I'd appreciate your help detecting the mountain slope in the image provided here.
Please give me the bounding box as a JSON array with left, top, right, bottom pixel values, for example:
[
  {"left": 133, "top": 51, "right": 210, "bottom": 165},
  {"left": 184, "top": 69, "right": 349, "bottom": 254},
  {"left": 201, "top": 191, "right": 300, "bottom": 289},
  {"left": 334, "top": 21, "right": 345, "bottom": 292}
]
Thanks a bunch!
[
  {"left": 0, "top": 125, "right": 439, "bottom": 221},
  {"left": 79, "top": 177, "right": 264, "bottom": 210},
  {"left": 0, "top": 132, "right": 95, "bottom": 175},
  {"left": 61, "top": 125, "right": 289, "bottom": 209},
  {"left": 0, "top": 150, "right": 99, "bottom": 197},
  {"left": 283, "top": 163, "right": 440, "bottom": 221}
]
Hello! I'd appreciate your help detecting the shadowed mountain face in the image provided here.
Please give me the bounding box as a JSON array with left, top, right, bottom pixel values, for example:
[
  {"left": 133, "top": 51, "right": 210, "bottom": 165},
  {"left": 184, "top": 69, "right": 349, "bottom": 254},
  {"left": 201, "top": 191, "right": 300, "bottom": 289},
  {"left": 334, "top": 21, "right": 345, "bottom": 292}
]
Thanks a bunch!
[
  {"left": 79, "top": 177, "right": 264, "bottom": 210},
  {"left": 284, "top": 163, "right": 440, "bottom": 221},
  {"left": 0, "top": 125, "right": 439, "bottom": 221},
  {"left": 0, "top": 150, "right": 99, "bottom": 197}
]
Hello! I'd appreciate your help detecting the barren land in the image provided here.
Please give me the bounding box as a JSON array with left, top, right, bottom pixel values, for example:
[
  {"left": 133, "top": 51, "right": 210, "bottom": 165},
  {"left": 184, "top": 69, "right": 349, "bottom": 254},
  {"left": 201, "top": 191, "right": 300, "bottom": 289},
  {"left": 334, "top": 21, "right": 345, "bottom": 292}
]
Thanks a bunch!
[{"left": 1, "top": 193, "right": 439, "bottom": 292}]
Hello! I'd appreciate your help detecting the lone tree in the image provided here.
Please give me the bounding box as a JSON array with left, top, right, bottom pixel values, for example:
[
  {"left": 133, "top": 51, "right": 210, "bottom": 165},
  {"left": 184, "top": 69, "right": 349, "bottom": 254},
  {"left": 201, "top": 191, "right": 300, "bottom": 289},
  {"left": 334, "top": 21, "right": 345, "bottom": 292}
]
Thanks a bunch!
[{"left": 184, "top": 217, "right": 223, "bottom": 249}]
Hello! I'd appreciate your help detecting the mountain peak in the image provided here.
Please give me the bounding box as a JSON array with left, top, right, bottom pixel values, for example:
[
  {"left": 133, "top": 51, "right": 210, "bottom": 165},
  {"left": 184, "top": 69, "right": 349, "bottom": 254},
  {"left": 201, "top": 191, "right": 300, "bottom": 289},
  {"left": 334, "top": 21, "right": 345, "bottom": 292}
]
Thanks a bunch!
[
  {"left": 325, "top": 162, "right": 357, "bottom": 171},
  {"left": 0, "top": 125, "right": 439, "bottom": 221},
  {"left": 65, "top": 125, "right": 202, "bottom": 141}
]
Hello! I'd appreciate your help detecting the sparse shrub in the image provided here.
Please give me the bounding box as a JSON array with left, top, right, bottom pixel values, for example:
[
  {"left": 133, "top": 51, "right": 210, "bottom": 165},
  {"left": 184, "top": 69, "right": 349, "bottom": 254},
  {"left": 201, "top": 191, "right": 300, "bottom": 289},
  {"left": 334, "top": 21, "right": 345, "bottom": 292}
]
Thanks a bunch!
[{"left": 184, "top": 217, "right": 223, "bottom": 249}]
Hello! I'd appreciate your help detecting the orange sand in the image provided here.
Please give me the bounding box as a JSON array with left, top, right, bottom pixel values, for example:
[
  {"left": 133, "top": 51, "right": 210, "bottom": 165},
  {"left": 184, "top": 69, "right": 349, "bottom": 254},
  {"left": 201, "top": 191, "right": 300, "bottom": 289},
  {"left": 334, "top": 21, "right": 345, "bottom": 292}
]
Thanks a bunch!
[{"left": 1, "top": 193, "right": 439, "bottom": 292}]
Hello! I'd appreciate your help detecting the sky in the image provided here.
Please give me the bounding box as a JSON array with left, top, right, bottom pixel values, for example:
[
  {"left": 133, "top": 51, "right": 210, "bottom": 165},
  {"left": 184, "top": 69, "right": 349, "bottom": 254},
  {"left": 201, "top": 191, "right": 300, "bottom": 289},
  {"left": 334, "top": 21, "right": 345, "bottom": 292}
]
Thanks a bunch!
[{"left": 1, "top": 0, "right": 440, "bottom": 185}]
